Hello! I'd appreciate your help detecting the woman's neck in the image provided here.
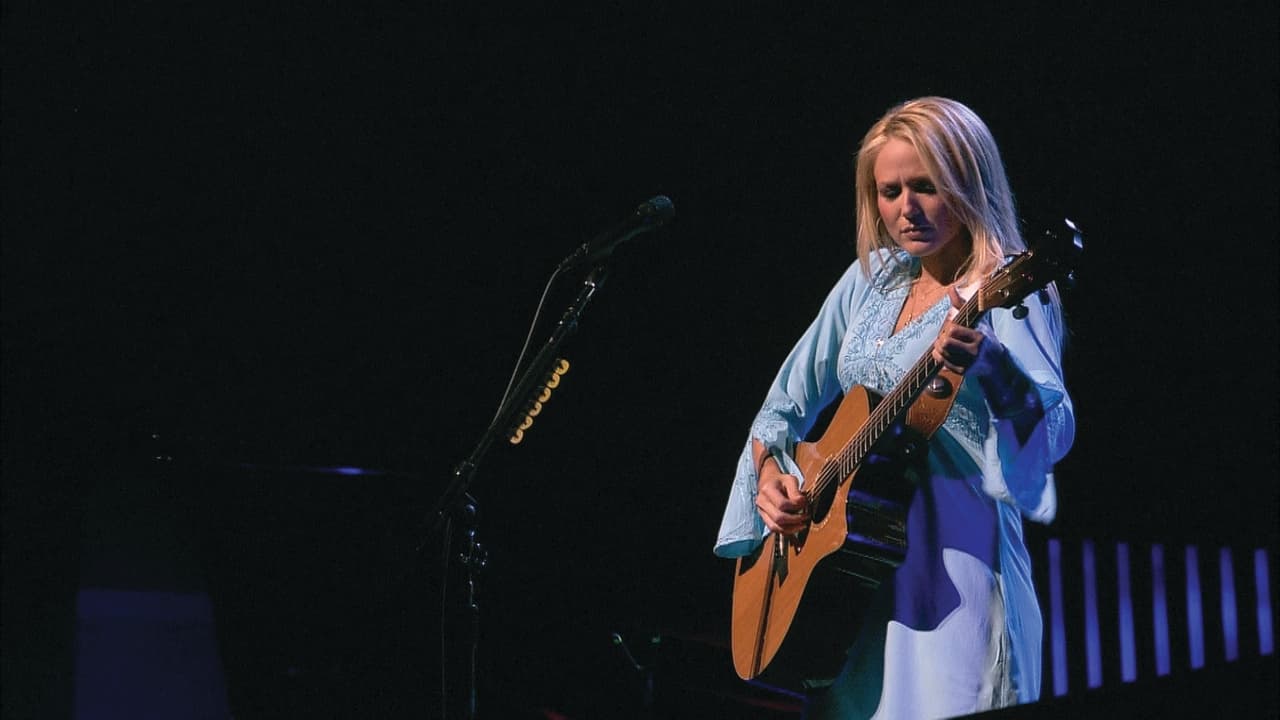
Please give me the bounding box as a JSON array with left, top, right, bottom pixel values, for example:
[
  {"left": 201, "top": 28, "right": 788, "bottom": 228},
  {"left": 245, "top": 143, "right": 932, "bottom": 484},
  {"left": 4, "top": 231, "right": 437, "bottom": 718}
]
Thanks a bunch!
[{"left": 916, "top": 234, "right": 971, "bottom": 288}]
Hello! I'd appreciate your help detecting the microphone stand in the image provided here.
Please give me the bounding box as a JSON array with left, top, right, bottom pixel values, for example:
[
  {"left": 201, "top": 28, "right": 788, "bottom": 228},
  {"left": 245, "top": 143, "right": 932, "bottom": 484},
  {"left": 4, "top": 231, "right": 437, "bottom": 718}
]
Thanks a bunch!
[{"left": 429, "top": 262, "right": 609, "bottom": 720}]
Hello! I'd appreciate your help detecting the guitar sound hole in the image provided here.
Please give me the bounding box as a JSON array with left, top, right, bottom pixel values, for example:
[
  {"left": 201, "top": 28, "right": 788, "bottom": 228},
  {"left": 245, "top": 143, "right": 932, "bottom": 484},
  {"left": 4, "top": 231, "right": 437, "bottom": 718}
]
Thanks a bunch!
[{"left": 808, "top": 474, "right": 838, "bottom": 524}]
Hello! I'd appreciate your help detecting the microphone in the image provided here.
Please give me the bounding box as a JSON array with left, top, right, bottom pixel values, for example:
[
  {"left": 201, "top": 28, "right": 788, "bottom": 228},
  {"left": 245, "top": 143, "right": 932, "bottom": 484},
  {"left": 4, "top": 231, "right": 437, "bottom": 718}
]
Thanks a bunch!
[{"left": 558, "top": 195, "right": 674, "bottom": 271}]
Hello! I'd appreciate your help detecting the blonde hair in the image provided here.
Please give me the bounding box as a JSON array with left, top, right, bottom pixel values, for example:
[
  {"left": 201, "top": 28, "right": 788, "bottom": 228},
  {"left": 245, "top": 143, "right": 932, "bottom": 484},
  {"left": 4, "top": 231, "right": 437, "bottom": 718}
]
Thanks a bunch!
[{"left": 853, "top": 97, "right": 1065, "bottom": 344}]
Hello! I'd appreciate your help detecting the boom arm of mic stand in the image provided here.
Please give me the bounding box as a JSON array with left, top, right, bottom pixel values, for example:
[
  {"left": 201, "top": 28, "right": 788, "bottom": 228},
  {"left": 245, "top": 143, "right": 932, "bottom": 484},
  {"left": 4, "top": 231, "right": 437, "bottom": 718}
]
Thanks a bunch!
[{"left": 430, "top": 264, "right": 608, "bottom": 531}]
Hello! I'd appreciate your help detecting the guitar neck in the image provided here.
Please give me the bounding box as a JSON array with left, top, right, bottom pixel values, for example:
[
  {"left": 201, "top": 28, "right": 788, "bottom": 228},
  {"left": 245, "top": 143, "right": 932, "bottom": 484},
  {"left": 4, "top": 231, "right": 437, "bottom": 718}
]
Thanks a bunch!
[{"left": 834, "top": 293, "right": 985, "bottom": 479}]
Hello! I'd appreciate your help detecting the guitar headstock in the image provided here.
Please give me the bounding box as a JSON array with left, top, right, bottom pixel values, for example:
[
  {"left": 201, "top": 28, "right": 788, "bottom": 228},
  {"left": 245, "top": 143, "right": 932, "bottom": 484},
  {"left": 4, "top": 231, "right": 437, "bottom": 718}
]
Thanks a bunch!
[{"left": 980, "top": 218, "right": 1084, "bottom": 311}]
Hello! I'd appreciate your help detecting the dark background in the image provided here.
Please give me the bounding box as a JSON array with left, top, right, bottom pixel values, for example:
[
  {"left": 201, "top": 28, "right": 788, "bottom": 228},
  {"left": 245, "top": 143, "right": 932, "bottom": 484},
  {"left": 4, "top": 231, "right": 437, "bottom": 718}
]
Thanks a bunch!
[{"left": 4, "top": 3, "right": 1277, "bottom": 718}]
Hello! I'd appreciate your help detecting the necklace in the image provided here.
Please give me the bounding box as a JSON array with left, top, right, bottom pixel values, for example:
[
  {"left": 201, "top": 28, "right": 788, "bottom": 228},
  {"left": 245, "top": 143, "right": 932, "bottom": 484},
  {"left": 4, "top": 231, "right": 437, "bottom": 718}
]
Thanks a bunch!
[{"left": 903, "top": 279, "right": 949, "bottom": 326}]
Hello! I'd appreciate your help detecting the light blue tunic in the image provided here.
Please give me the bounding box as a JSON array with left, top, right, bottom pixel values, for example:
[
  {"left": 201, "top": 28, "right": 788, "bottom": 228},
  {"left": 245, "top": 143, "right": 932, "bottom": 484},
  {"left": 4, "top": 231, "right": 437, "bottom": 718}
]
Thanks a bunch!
[{"left": 715, "top": 249, "right": 1074, "bottom": 717}]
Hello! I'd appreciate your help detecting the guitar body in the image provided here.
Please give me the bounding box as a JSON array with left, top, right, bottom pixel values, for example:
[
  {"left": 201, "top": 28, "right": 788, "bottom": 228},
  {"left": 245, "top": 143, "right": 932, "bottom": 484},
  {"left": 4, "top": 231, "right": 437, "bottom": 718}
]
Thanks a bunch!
[{"left": 731, "top": 385, "right": 921, "bottom": 690}]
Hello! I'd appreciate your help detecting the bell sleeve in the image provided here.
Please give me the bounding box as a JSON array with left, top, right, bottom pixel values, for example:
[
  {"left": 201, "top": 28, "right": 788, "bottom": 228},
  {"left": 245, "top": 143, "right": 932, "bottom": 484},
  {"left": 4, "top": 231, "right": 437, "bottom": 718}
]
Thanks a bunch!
[
  {"left": 979, "top": 297, "right": 1076, "bottom": 523},
  {"left": 713, "top": 260, "right": 870, "bottom": 558}
]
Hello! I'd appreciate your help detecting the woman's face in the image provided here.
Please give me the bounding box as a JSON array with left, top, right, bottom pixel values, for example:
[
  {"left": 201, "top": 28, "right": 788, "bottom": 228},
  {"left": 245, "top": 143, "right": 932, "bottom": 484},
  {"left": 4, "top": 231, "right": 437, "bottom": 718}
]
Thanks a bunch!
[{"left": 873, "top": 138, "right": 966, "bottom": 260}]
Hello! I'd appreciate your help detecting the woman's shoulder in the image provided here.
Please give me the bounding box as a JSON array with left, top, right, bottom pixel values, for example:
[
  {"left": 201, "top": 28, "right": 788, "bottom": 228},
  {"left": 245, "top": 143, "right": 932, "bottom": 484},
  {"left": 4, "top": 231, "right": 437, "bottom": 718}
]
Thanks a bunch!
[
  {"left": 821, "top": 247, "right": 912, "bottom": 302},
  {"left": 863, "top": 247, "right": 913, "bottom": 290}
]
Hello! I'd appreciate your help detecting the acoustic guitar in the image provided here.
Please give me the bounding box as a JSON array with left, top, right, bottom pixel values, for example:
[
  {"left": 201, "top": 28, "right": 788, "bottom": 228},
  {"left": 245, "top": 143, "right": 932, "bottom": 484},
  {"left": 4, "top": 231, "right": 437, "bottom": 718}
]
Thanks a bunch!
[{"left": 731, "top": 220, "right": 1083, "bottom": 691}]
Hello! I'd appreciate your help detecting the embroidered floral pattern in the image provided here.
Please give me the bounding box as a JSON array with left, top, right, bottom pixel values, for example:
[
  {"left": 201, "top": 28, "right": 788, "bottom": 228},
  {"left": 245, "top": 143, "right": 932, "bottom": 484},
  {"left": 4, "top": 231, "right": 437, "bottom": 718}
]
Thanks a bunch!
[{"left": 749, "top": 397, "right": 799, "bottom": 449}]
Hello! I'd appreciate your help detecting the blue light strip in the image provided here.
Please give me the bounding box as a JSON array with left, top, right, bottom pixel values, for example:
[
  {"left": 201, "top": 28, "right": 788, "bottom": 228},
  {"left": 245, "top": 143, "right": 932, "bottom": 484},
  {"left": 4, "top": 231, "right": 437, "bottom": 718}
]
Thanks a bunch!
[
  {"left": 1219, "top": 547, "right": 1238, "bottom": 662},
  {"left": 1152, "top": 544, "right": 1171, "bottom": 677},
  {"left": 1048, "top": 538, "right": 1067, "bottom": 697},
  {"left": 1186, "top": 545, "right": 1205, "bottom": 669},
  {"left": 1082, "top": 540, "right": 1101, "bottom": 688},
  {"left": 231, "top": 462, "right": 390, "bottom": 477},
  {"left": 1257, "top": 548, "right": 1274, "bottom": 656},
  {"left": 746, "top": 679, "right": 806, "bottom": 701},
  {"left": 1116, "top": 542, "right": 1136, "bottom": 681}
]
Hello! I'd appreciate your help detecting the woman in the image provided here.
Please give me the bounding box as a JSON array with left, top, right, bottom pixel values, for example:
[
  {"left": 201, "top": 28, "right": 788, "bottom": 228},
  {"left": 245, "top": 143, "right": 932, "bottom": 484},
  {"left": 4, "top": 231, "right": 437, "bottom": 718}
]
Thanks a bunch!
[{"left": 714, "top": 97, "right": 1074, "bottom": 718}]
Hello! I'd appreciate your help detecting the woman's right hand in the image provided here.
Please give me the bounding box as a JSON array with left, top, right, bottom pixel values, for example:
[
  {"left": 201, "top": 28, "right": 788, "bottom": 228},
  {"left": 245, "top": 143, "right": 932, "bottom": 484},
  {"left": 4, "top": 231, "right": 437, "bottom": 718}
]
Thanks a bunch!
[{"left": 755, "top": 455, "right": 810, "bottom": 535}]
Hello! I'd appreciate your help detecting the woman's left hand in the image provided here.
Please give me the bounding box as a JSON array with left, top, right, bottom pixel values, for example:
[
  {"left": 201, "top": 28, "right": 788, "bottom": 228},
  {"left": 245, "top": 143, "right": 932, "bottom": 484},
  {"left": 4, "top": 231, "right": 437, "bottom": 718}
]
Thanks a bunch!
[
  {"left": 932, "top": 320, "right": 1000, "bottom": 375},
  {"left": 935, "top": 288, "right": 1042, "bottom": 420},
  {"left": 933, "top": 286, "right": 1006, "bottom": 376}
]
